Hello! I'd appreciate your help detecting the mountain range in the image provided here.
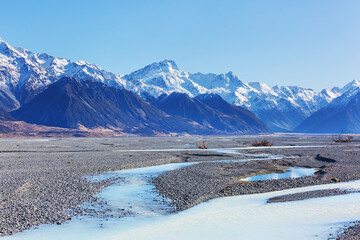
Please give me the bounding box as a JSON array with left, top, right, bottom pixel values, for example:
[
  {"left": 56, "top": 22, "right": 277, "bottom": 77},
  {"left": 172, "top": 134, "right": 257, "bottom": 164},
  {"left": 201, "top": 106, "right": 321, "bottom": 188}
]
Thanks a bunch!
[
  {"left": 295, "top": 88, "right": 360, "bottom": 133},
  {"left": 11, "top": 77, "right": 270, "bottom": 135},
  {"left": 149, "top": 92, "right": 270, "bottom": 134},
  {"left": 1, "top": 37, "right": 360, "bottom": 134}
]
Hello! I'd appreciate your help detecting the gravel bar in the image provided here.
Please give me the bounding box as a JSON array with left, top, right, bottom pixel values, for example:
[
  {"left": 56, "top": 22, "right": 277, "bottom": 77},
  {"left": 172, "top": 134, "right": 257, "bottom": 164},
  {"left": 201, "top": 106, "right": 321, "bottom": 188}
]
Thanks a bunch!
[{"left": 1, "top": 135, "right": 360, "bottom": 239}]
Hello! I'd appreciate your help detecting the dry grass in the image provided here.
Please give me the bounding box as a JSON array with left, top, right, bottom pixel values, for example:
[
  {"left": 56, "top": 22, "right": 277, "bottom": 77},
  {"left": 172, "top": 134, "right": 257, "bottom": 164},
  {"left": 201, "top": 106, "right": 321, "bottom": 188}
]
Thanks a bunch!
[
  {"left": 196, "top": 141, "right": 208, "bottom": 149},
  {"left": 251, "top": 139, "right": 273, "bottom": 147},
  {"left": 333, "top": 131, "right": 353, "bottom": 143},
  {"left": 0, "top": 120, "right": 128, "bottom": 138}
]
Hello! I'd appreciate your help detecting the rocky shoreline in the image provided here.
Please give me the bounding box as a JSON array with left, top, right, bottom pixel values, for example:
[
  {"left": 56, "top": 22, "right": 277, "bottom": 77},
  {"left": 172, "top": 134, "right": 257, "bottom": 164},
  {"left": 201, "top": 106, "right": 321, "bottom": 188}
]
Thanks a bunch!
[
  {"left": 1, "top": 136, "right": 360, "bottom": 239},
  {"left": 154, "top": 147, "right": 360, "bottom": 210},
  {"left": 153, "top": 141, "right": 360, "bottom": 239},
  {"left": 0, "top": 137, "right": 185, "bottom": 236}
]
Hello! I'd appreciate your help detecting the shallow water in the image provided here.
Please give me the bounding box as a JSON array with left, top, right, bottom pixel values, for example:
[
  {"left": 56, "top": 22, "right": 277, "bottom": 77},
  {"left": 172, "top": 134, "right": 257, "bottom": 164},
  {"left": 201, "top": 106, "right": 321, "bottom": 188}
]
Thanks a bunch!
[
  {"left": 241, "top": 167, "right": 317, "bottom": 181},
  {"left": 209, "top": 149, "right": 240, "bottom": 154},
  {"left": 4, "top": 162, "right": 197, "bottom": 240},
  {"left": 4, "top": 150, "right": 360, "bottom": 240},
  {"left": 96, "top": 164, "right": 195, "bottom": 216},
  {"left": 0, "top": 139, "right": 52, "bottom": 142}
]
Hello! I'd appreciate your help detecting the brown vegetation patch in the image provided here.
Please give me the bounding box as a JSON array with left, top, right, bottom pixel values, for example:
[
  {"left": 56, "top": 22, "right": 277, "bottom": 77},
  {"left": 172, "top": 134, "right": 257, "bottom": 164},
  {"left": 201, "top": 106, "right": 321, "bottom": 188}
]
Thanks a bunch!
[
  {"left": 333, "top": 131, "right": 353, "bottom": 143},
  {"left": 252, "top": 139, "right": 273, "bottom": 147},
  {"left": 196, "top": 141, "right": 208, "bottom": 149}
]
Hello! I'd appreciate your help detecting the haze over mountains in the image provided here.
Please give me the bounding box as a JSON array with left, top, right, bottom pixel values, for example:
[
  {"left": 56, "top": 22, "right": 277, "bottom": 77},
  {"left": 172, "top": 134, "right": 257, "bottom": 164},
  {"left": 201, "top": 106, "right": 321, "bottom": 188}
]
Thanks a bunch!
[{"left": 0, "top": 37, "right": 360, "bottom": 134}]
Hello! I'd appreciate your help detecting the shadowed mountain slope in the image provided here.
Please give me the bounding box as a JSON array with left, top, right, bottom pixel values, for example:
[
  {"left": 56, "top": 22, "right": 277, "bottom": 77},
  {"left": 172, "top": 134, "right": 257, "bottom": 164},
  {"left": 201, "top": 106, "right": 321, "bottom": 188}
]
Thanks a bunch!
[
  {"left": 195, "top": 93, "right": 271, "bottom": 133},
  {"left": 11, "top": 77, "right": 210, "bottom": 135},
  {"left": 151, "top": 92, "right": 271, "bottom": 134},
  {"left": 295, "top": 91, "right": 360, "bottom": 133}
]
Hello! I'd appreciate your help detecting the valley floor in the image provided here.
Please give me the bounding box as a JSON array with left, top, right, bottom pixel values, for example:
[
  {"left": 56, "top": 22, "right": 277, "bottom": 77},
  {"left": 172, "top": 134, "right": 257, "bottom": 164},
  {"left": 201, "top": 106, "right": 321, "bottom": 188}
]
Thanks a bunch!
[{"left": 0, "top": 135, "right": 360, "bottom": 239}]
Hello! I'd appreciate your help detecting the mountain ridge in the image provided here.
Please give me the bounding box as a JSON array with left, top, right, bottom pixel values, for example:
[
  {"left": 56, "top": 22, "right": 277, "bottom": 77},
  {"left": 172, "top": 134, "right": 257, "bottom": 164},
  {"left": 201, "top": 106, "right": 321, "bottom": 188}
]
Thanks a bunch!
[
  {"left": 1, "top": 38, "right": 359, "bottom": 132},
  {"left": 150, "top": 92, "right": 270, "bottom": 134},
  {"left": 11, "top": 77, "right": 272, "bottom": 135},
  {"left": 295, "top": 90, "right": 360, "bottom": 133},
  {"left": 11, "top": 77, "right": 216, "bottom": 135}
]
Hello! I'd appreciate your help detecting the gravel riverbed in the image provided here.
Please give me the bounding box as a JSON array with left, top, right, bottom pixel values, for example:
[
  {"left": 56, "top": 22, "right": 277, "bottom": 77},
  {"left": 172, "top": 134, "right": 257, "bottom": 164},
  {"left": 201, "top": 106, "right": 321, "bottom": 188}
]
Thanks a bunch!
[
  {"left": 1, "top": 135, "right": 360, "bottom": 239},
  {"left": 154, "top": 146, "right": 360, "bottom": 210}
]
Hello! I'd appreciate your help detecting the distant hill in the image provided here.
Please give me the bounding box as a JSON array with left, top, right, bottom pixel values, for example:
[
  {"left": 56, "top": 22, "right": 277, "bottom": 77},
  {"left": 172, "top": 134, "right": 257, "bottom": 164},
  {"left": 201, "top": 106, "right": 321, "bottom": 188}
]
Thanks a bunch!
[
  {"left": 10, "top": 77, "right": 211, "bottom": 135},
  {"left": 150, "top": 92, "right": 271, "bottom": 134},
  {"left": 295, "top": 91, "right": 360, "bottom": 134}
]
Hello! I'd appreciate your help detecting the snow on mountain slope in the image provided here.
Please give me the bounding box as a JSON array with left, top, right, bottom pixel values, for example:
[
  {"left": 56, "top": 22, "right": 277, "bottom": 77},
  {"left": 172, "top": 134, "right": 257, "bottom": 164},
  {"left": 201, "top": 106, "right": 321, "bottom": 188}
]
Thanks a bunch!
[
  {"left": 123, "top": 60, "right": 207, "bottom": 97},
  {"left": 0, "top": 37, "right": 355, "bottom": 132},
  {"left": 0, "top": 38, "right": 55, "bottom": 105},
  {"left": 295, "top": 90, "right": 360, "bottom": 133},
  {"left": 0, "top": 37, "right": 126, "bottom": 108},
  {"left": 123, "top": 60, "right": 338, "bottom": 130},
  {"left": 332, "top": 80, "right": 360, "bottom": 97},
  {"left": 124, "top": 61, "right": 341, "bottom": 131}
]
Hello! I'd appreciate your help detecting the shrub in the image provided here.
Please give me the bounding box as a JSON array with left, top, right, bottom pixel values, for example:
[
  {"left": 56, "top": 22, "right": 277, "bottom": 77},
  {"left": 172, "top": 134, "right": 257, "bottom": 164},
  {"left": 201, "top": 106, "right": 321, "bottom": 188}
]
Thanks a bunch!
[
  {"left": 252, "top": 139, "right": 273, "bottom": 147},
  {"left": 196, "top": 141, "right": 208, "bottom": 149},
  {"left": 333, "top": 130, "right": 353, "bottom": 143}
]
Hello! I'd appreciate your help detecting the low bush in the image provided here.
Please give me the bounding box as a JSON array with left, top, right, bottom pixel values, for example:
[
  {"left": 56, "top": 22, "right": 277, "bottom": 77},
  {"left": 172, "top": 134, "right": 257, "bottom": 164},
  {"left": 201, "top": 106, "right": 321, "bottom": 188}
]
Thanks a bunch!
[
  {"left": 333, "top": 134, "right": 353, "bottom": 143},
  {"left": 196, "top": 141, "right": 208, "bottom": 149},
  {"left": 252, "top": 139, "right": 273, "bottom": 147}
]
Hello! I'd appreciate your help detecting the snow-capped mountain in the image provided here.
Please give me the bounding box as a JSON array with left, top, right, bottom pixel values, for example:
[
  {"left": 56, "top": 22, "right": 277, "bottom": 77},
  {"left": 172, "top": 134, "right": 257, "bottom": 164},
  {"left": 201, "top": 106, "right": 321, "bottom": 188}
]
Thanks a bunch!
[
  {"left": 295, "top": 89, "right": 360, "bottom": 133},
  {"left": 0, "top": 37, "right": 126, "bottom": 110},
  {"left": 332, "top": 80, "right": 360, "bottom": 97},
  {"left": 0, "top": 37, "right": 358, "bottom": 132},
  {"left": 148, "top": 92, "right": 270, "bottom": 134},
  {"left": 123, "top": 60, "right": 207, "bottom": 98},
  {"left": 123, "top": 60, "right": 342, "bottom": 131},
  {"left": 11, "top": 77, "right": 218, "bottom": 135}
]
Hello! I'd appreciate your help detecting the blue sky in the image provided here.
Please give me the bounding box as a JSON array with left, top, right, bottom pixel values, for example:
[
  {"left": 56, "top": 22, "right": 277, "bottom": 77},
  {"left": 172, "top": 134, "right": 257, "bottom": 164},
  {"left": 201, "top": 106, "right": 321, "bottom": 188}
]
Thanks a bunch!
[{"left": 0, "top": 0, "right": 359, "bottom": 90}]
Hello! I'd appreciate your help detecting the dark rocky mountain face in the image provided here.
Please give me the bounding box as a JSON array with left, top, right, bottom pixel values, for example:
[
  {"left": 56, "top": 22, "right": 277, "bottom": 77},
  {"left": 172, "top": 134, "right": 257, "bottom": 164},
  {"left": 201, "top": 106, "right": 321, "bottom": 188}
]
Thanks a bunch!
[
  {"left": 152, "top": 92, "right": 271, "bottom": 134},
  {"left": 295, "top": 92, "right": 360, "bottom": 134},
  {"left": 10, "top": 77, "right": 211, "bottom": 135},
  {"left": 9, "top": 77, "right": 271, "bottom": 135},
  {"left": 195, "top": 93, "right": 271, "bottom": 133}
]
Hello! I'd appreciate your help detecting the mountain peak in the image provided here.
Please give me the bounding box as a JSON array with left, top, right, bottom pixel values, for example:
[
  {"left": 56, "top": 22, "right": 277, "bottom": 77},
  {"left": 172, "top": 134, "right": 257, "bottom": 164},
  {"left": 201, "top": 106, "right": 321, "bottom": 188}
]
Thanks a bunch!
[
  {"left": 0, "top": 38, "right": 11, "bottom": 53},
  {"left": 0, "top": 38, "right": 24, "bottom": 55},
  {"left": 154, "top": 59, "right": 179, "bottom": 71},
  {"left": 225, "top": 71, "right": 235, "bottom": 76},
  {"left": 143, "top": 59, "right": 179, "bottom": 72},
  {"left": 126, "top": 59, "right": 180, "bottom": 79},
  {"left": 343, "top": 79, "right": 360, "bottom": 89},
  {"left": 340, "top": 79, "right": 360, "bottom": 95},
  {"left": 348, "top": 79, "right": 360, "bottom": 87},
  {"left": 160, "top": 59, "right": 178, "bottom": 67}
]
